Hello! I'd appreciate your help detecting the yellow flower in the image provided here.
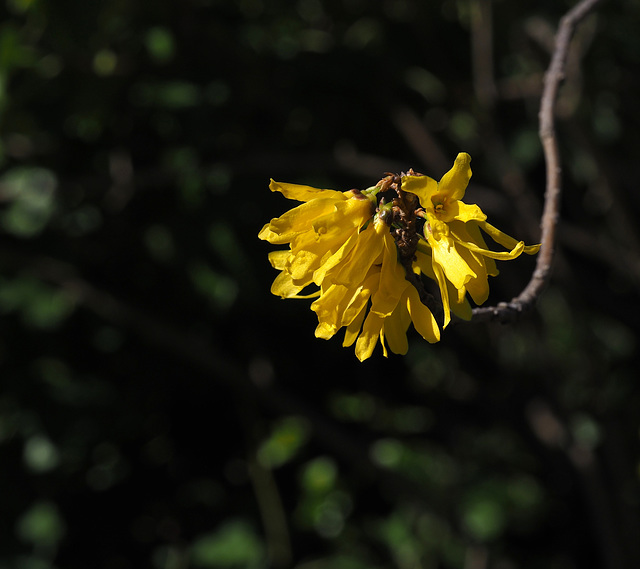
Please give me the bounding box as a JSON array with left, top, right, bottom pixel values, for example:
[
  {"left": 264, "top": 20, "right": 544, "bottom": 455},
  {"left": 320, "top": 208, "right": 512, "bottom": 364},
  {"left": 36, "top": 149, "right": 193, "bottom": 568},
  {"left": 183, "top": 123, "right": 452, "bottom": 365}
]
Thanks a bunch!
[
  {"left": 403, "top": 153, "right": 540, "bottom": 327},
  {"left": 259, "top": 178, "right": 440, "bottom": 361},
  {"left": 350, "top": 276, "right": 440, "bottom": 362},
  {"left": 413, "top": 247, "right": 473, "bottom": 322},
  {"left": 258, "top": 179, "right": 375, "bottom": 297},
  {"left": 311, "top": 216, "right": 440, "bottom": 361},
  {"left": 259, "top": 157, "right": 538, "bottom": 360}
]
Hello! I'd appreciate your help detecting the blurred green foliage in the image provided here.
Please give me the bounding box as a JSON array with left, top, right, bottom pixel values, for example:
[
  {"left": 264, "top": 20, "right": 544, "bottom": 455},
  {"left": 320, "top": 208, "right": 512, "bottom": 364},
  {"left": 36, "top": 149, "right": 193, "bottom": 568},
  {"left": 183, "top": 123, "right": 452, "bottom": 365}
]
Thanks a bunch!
[
  {"left": 1, "top": 0, "right": 639, "bottom": 568},
  {"left": 190, "top": 521, "right": 266, "bottom": 568}
]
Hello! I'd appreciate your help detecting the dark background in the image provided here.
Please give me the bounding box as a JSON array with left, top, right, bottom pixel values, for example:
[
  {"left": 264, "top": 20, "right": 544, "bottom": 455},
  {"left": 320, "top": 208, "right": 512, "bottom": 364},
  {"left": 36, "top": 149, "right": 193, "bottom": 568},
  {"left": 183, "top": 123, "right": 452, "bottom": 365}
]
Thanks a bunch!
[{"left": 1, "top": 0, "right": 639, "bottom": 567}]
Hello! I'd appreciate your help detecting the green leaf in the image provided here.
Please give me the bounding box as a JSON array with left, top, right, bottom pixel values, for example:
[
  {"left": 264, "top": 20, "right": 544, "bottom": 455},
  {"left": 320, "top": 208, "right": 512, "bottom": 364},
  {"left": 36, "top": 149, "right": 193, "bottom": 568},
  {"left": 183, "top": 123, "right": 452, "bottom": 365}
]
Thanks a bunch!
[
  {"left": 145, "top": 27, "right": 176, "bottom": 63},
  {"left": 190, "top": 521, "right": 265, "bottom": 568},
  {"left": 257, "top": 416, "right": 309, "bottom": 469},
  {"left": 0, "top": 167, "right": 57, "bottom": 237},
  {"left": 16, "top": 501, "right": 66, "bottom": 547}
]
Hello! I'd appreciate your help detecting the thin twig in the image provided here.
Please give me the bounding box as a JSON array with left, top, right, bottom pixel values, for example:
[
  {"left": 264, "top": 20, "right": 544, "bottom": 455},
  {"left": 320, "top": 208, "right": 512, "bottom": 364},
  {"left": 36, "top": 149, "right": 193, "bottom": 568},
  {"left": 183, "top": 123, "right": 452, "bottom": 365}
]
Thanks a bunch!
[{"left": 471, "top": 0, "right": 605, "bottom": 323}]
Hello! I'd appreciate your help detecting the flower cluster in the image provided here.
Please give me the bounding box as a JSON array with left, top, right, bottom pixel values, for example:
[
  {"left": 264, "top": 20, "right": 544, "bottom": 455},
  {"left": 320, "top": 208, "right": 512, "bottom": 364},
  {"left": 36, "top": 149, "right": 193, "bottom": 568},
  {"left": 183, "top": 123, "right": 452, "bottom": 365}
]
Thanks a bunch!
[{"left": 259, "top": 153, "right": 540, "bottom": 361}]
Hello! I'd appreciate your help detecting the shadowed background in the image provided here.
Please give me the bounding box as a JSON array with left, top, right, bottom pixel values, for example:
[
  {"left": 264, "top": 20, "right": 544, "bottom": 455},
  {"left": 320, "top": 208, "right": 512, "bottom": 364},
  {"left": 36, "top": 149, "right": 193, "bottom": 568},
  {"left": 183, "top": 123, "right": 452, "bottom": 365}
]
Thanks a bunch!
[{"left": 1, "top": 0, "right": 639, "bottom": 568}]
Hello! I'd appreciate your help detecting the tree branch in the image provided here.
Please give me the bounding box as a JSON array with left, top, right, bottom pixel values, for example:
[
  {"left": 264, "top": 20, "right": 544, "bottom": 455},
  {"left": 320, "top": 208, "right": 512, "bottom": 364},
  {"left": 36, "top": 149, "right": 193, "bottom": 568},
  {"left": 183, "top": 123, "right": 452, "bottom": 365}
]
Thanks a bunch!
[{"left": 471, "top": 0, "right": 605, "bottom": 323}]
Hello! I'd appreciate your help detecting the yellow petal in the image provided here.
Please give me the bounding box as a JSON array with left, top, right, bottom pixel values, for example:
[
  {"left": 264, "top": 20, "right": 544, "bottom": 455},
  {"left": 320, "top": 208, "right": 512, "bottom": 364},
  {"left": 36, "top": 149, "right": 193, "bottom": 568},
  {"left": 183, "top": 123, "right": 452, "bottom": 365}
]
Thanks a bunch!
[
  {"left": 419, "top": 230, "right": 485, "bottom": 307},
  {"left": 270, "top": 271, "right": 320, "bottom": 299},
  {"left": 444, "top": 200, "right": 486, "bottom": 223},
  {"left": 341, "top": 270, "right": 379, "bottom": 327},
  {"left": 268, "top": 250, "right": 289, "bottom": 270},
  {"left": 383, "top": 298, "right": 410, "bottom": 355},
  {"left": 451, "top": 295, "right": 473, "bottom": 320},
  {"left": 379, "top": 329, "right": 388, "bottom": 358},
  {"left": 439, "top": 152, "right": 472, "bottom": 201},
  {"left": 450, "top": 220, "right": 498, "bottom": 276},
  {"left": 415, "top": 245, "right": 469, "bottom": 324},
  {"left": 465, "top": 272, "right": 490, "bottom": 305},
  {"left": 267, "top": 198, "right": 340, "bottom": 242},
  {"left": 455, "top": 245, "right": 491, "bottom": 305},
  {"left": 288, "top": 219, "right": 361, "bottom": 285},
  {"left": 310, "top": 284, "right": 349, "bottom": 328},
  {"left": 270, "top": 179, "right": 346, "bottom": 203},
  {"left": 329, "top": 223, "right": 382, "bottom": 286},
  {"left": 280, "top": 197, "right": 374, "bottom": 285},
  {"left": 258, "top": 223, "right": 280, "bottom": 243},
  {"left": 312, "top": 232, "right": 359, "bottom": 285},
  {"left": 370, "top": 232, "right": 409, "bottom": 317},
  {"left": 401, "top": 175, "right": 438, "bottom": 208},
  {"left": 311, "top": 271, "right": 377, "bottom": 332},
  {"left": 355, "top": 312, "right": 384, "bottom": 361},
  {"left": 449, "top": 237, "right": 491, "bottom": 305},
  {"left": 315, "top": 321, "right": 337, "bottom": 340},
  {"left": 429, "top": 229, "right": 476, "bottom": 291},
  {"left": 415, "top": 249, "right": 436, "bottom": 279},
  {"left": 450, "top": 218, "right": 526, "bottom": 262},
  {"left": 458, "top": 237, "right": 525, "bottom": 260},
  {"left": 406, "top": 287, "right": 440, "bottom": 343},
  {"left": 432, "top": 259, "right": 451, "bottom": 329},
  {"left": 287, "top": 246, "right": 322, "bottom": 284},
  {"left": 478, "top": 221, "right": 540, "bottom": 255},
  {"left": 343, "top": 303, "right": 367, "bottom": 347},
  {"left": 312, "top": 197, "right": 373, "bottom": 236}
]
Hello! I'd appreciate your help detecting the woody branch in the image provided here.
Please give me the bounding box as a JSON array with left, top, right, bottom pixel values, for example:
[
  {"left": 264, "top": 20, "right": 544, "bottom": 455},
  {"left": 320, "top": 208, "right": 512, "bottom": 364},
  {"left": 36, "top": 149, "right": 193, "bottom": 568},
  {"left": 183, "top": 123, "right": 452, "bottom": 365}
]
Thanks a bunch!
[{"left": 471, "top": 0, "right": 605, "bottom": 323}]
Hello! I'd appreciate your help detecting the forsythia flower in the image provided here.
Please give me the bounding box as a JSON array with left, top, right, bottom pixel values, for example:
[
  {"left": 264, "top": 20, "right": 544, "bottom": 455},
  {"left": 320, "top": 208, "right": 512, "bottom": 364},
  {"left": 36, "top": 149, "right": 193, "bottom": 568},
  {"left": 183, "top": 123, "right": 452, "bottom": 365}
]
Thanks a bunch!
[
  {"left": 311, "top": 215, "right": 439, "bottom": 361},
  {"left": 259, "top": 154, "right": 540, "bottom": 361},
  {"left": 402, "top": 153, "right": 540, "bottom": 327},
  {"left": 258, "top": 180, "right": 373, "bottom": 298},
  {"left": 259, "top": 179, "right": 439, "bottom": 361}
]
